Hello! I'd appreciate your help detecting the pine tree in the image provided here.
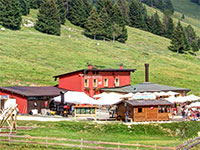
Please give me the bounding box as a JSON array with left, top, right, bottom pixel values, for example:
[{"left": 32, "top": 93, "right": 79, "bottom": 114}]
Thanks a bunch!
[
  {"left": 117, "top": 0, "right": 129, "bottom": 25},
  {"left": 35, "top": 0, "right": 61, "bottom": 36},
  {"left": 185, "top": 25, "right": 197, "bottom": 45},
  {"left": 99, "top": 7, "right": 112, "bottom": 40},
  {"left": 168, "top": 21, "right": 190, "bottom": 53},
  {"left": 55, "top": 0, "right": 66, "bottom": 25},
  {"left": 68, "top": 0, "right": 87, "bottom": 27},
  {"left": 151, "top": 12, "right": 163, "bottom": 36},
  {"left": 129, "top": 0, "right": 147, "bottom": 30},
  {"left": 83, "top": 0, "right": 93, "bottom": 18},
  {"left": 163, "top": 11, "right": 174, "bottom": 39},
  {"left": 20, "top": 0, "right": 30, "bottom": 16},
  {"left": 84, "top": 7, "right": 102, "bottom": 40},
  {"left": 198, "top": 38, "right": 200, "bottom": 48},
  {"left": 111, "top": 3, "right": 125, "bottom": 26},
  {"left": 95, "top": 0, "right": 106, "bottom": 13},
  {"left": 29, "top": 0, "right": 43, "bottom": 9},
  {"left": 0, "top": 0, "right": 22, "bottom": 30},
  {"left": 191, "top": 41, "right": 199, "bottom": 52},
  {"left": 117, "top": 26, "right": 128, "bottom": 43}
]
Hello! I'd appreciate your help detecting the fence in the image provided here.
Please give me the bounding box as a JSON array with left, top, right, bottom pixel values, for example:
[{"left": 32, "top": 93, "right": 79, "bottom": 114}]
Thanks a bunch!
[
  {"left": 176, "top": 136, "right": 200, "bottom": 150},
  {"left": 0, "top": 134, "right": 177, "bottom": 150}
]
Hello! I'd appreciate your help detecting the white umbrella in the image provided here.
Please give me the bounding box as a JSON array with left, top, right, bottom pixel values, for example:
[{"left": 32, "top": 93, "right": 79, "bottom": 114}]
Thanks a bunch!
[
  {"left": 185, "top": 95, "right": 200, "bottom": 102},
  {"left": 120, "top": 93, "right": 134, "bottom": 98},
  {"left": 188, "top": 102, "right": 200, "bottom": 108},
  {"left": 53, "top": 91, "right": 97, "bottom": 104},
  {"left": 93, "top": 92, "right": 108, "bottom": 98},
  {"left": 94, "top": 92, "right": 123, "bottom": 105},
  {"left": 166, "top": 91, "right": 180, "bottom": 96},
  {"left": 132, "top": 92, "right": 156, "bottom": 100}
]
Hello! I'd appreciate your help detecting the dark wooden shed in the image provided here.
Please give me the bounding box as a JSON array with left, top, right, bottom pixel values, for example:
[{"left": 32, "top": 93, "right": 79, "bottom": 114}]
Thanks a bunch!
[{"left": 116, "top": 100, "right": 173, "bottom": 122}]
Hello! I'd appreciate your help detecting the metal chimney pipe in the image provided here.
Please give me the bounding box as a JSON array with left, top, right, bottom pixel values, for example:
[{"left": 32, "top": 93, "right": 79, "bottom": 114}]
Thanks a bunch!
[
  {"left": 145, "top": 63, "right": 149, "bottom": 82},
  {"left": 60, "top": 91, "right": 65, "bottom": 104}
]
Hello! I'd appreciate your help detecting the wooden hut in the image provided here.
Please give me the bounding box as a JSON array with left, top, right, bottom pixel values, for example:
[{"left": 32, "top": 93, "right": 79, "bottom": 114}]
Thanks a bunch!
[{"left": 116, "top": 100, "right": 173, "bottom": 122}]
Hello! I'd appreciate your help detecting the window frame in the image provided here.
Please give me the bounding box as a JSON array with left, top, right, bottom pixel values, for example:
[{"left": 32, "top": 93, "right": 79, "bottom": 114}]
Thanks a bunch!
[
  {"left": 93, "top": 78, "right": 97, "bottom": 87},
  {"left": 104, "top": 78, "right": 108, "bottom": 87},
  {"left": 115, "top": 77, "right": 120, "bottom": 87},
  {"left": 138, "top": 108, "right": 143, "bottom": 113},
  {"left": 84, "top": 78, "right": 89, "bottom": 87}
]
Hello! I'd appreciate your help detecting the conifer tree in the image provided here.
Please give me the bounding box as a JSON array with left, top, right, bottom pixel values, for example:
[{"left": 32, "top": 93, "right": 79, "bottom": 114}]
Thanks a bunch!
[
  {"left": 99, "top": 7, "right": 112, "bottom": 40},
  {"left": 129, "top": 0, "right": 147, "bottom": 30},
  {"left": 84, "top": 7, "right": 102, "bottom": 40},
  {"left": 35, "top": 0, "right": 61, "bottom": 36},
  {"left": 168, "top": 21, "right": 190, "bottom": 53},
  {"left": 0, "top": 0, "right": 22, "bottom": 30},
  {"left": 20, "top": 0, "right": 30, "bottom": 16},
  {"left": 68, "top": 0, "right": 87, "bottom": 27},
  {"left": 117, "top": 0, "right": 129, "bottom": 25},
  {"left": 185, "top": 25, "right": 197, "bottom": 45},
  {"left": 95, "top": 0, "right": 105, "bottom": 13},
  {"left": 83, "top": 0, "right": 93, "bottom": 18},
  {"left": 151, "top": 12, "right": 163, "bottom": 36},
  {"left": 117, "top": 26, "right": 128, "bottom": 43},
  {"left": 111, "top": 3, "right": 125, "bottom": 26},
  {"left": 163, "top": 12, "right": 174, "bottom": 39},
  {"left": 56, "top": 0, "right": 66, "bottom": 25}
]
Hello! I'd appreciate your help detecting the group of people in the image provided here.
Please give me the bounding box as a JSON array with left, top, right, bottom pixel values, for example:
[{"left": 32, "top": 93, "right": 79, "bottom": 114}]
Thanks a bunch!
[{"left": 172, "top": 103, "right": 200, "bottom": 121}]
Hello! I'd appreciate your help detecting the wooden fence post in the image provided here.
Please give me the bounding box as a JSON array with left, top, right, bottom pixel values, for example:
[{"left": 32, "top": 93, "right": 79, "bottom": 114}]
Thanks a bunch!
[
  {"left": 46, "top": 136, "right": 48, "bottom": 149},
  {"left": 8, "top": 134, "right": 10, "bottom": 146},
  {"left": 62, "top": 138, "right": 64, "bottom": 150},
  {"left": 81, "top": 138, "right": 83, "bottom": 150},
  {"left": 118, "top": 141, "right": 120, "bottom": 149}
]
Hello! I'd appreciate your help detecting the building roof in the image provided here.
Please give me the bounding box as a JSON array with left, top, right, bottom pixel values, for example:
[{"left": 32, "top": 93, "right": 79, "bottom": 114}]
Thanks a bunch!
[
  {"left": 0, "top": 86, "right": 68, "bottom": 97},
  {"left": 120, "top": 99, "right": 173, "bottom": 106},
  {"left": 54, "top": 68, "right": 136, "bottom": 79},
  {"left": 101, "top": 82, "right": 190, "bottom": 93}
]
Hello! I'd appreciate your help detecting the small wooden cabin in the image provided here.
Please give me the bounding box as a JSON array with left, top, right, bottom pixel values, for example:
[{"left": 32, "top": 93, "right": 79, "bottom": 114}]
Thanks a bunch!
[{"left": 116, "top": 100, "right": 173, "bottom": 122}]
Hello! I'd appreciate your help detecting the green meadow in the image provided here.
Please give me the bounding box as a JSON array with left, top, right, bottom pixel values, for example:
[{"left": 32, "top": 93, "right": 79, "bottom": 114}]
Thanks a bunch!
[
  {"left": 0, "top": 7, "right": 199, "bottom": 95},
  {"left": 0, "top": 120, "right": 199, "bottom": 149}
]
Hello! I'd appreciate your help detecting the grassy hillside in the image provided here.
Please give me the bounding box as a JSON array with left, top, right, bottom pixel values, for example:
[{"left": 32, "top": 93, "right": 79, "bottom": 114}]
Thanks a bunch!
[
  {"left": 172, "top": 0, "right": 200, "bottom": 20},
  {"left": 0, "top": 9, "right": 200, "bottom": 95}
]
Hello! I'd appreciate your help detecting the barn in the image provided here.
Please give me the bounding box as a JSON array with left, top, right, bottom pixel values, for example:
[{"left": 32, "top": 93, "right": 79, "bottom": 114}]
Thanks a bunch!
[
  {"left": 116, "top": 100, "right": 173, "bottom": 122},
  {"left": 0, "top": 86, "right": 67, "bottom": 114}
]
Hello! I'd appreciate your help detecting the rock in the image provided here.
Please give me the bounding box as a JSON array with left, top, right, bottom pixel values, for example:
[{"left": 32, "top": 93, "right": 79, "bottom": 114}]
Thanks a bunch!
[
  {"left": 1, "top": 28, "right": 6, "bottom": 31},
  {"left": 23, "top": 19, "right": 34, "bottom": 28}
]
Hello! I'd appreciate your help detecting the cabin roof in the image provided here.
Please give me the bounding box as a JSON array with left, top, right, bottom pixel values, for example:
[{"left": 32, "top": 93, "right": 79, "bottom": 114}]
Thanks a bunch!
[
  {"left": 121, "top": 99, "right": 173, "bottom": 106},
  {"left": 101, "top": 82, "right": 190, "bottom": 93},
  {"left": 0, "top": 86, "right": 68, "bottom": 97},
  {"left": 54, "top": 68, "right": 136, "bottom": 79}
]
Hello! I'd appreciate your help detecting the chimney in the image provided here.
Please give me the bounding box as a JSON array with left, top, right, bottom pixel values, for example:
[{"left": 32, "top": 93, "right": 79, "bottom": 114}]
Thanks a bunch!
[
  {"left": 145, "top": 63, "right": 149, "bottom": 82},
  {"left": 120, "top": 63, "right": 123, "bottom": 69},
  {"left": 60, "top": 91, "right": 65, "bottom": 104},
  {"left": 88, "top": 63, "right": 92, "bottom": 69}
]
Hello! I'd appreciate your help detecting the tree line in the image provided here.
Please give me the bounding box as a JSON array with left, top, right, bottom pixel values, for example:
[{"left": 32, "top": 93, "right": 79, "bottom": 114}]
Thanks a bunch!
[
  {"left": 140, "top": 0, "right": 174, "bottom": 14},
  {"left": 191, "top": 0, "right": 200, "bottom": 5},
  {"left": 0, "top": 0, "right": 199, "bottom": 54}
]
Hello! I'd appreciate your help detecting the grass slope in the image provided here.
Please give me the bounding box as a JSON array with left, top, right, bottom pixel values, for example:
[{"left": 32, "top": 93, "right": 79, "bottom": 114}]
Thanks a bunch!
[
  {"left": 0, "top": 9, "right": 200, "bottom": 95},
  {"left": 0, "top": 121, "right": 199, "bottom": 149}
]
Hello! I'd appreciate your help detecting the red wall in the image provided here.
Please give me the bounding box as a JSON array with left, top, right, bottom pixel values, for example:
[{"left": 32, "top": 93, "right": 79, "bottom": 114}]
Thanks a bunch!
[
  {"left": 0, "top": 90, "right": 28, "bottom": 114},
  {"left": 58, "top": 71, "right": 131, "bottom": 97},
  {"left": 58, "top": 72, "right": 82, "bottom": 91}
]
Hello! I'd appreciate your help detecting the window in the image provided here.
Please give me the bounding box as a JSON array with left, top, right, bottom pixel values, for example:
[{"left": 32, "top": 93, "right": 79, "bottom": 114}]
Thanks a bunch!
[
  {"left": 93, "top": 79, "right": 97, "bottom": 87},
  {"left": 158, "top": 106, "right": 170, "bottom": 113},
  {"left": 138, "top": 108, "right": 143, "bottom": 113},
  {"left": 84, "top": 79, "right": 89, "bottom": 87},
  {"left": 104, "top": 78, "right": 108, "bottom": 87},
  {"left": 115, "top": 78, "right": 119, "bottom": 86}
]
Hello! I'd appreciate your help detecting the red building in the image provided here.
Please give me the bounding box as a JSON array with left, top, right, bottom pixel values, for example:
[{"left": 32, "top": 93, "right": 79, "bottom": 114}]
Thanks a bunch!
[
  {"left": 54, "top": 64, "right": 136, "bottom": 97},
  {"left": 0, "top": 64, "right": 135, "bottom": 114}
]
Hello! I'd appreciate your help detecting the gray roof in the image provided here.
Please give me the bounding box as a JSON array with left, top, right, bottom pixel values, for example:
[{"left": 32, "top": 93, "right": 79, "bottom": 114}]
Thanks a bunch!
[
  {"left": 121, "top": 99, "right": 173, "bottom": 106},
  {"left": 0, "top": 86, "right": 68, "bottom": 97},
  {"left": 101, "top": 82, "right": 190, "bottom": 93}
]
